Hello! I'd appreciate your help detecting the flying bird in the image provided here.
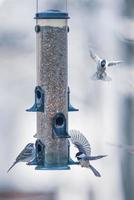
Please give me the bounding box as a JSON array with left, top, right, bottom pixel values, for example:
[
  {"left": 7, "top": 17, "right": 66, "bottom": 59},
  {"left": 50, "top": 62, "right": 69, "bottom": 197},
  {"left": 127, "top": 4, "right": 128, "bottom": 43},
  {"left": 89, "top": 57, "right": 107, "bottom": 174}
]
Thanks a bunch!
[
  {"left": 89, "top": 48, "right": 123, "bottom": 81},
  {"left": 7, "top": 143, "right": 35, "bottom": 173},
  {"left": 69, "top": 130, "right": 107, "bottom": 177}
]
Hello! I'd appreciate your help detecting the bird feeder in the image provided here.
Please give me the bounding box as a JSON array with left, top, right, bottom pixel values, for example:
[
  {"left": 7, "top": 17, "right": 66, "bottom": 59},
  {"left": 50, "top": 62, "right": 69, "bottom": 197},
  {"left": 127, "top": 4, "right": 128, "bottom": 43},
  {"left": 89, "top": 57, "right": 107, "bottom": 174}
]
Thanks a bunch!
[{"left": 27, "top": 1, "right": 78, "bottom": 170}]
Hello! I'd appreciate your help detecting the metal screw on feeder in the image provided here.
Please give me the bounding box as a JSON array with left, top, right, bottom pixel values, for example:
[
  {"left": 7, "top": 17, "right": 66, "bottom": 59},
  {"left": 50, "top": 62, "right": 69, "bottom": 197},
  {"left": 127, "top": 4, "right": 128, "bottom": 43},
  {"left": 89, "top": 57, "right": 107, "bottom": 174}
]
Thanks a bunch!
[{"left": 26, "top": 0, "right": 79, "bottom": 170}]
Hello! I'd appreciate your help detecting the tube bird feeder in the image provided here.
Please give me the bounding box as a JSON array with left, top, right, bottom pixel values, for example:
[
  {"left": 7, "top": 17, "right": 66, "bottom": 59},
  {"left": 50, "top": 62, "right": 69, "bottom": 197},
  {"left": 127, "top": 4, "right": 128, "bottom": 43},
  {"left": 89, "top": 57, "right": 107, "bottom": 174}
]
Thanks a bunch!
[{"left": 27, "top": 6, "right": 79, "bottom": 170}]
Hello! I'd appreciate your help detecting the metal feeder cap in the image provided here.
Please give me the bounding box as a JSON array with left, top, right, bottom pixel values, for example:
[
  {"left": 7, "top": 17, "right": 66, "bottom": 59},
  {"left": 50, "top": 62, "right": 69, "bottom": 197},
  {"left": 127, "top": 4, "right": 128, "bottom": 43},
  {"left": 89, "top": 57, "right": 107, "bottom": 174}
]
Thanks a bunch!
[{"left": 35, "top": 9, "right": 70, "bottom": 19}]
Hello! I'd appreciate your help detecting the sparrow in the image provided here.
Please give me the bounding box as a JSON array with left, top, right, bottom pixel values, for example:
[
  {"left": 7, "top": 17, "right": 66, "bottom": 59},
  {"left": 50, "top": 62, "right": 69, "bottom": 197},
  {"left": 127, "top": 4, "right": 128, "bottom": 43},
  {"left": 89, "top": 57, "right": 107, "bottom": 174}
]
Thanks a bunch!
[
  {"left": 70, "top": 130, "right": 107, "bottom": 177},
  {"left": 7, "top": 143, "right": 35, "bottom": 172},
  {"left": 89, "top": 48, "right": 123, "bottom": 81}
]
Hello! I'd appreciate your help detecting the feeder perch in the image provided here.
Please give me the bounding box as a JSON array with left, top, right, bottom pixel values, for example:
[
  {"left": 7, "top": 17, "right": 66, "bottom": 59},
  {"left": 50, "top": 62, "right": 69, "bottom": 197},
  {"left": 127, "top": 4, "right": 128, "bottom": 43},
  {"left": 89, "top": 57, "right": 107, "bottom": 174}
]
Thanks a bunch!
[
  {"left": 68, "top": 87, "right": 79, "bottom": 112},
  {"left": 26, "top": 86, "right": 44, "bottom": 112},
  {"left": 52, "top": 112, "right": 70, "bottom": 138}
]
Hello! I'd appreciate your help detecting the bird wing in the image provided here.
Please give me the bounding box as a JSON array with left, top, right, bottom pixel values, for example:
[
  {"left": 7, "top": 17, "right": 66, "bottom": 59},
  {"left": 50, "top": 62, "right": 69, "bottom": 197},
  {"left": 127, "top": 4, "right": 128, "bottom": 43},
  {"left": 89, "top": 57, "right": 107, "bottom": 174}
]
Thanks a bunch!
[
  {"left": 89, "top": 48, "right": 101, "bottom": 63},
  {"left": 16, "top": 145, "right": 33, "bottom": 162},
  {"left": 83, "top": 155, "right": 107, "bottom": 160},
  {"left": 7, "top": 161, "right": 17, "bottom": 173},
  {"left": 107, "top": 60, "right": 124, "bottom": 67},
  {"left": 69, "top": 130, "right": 91, "bottom": 156}
]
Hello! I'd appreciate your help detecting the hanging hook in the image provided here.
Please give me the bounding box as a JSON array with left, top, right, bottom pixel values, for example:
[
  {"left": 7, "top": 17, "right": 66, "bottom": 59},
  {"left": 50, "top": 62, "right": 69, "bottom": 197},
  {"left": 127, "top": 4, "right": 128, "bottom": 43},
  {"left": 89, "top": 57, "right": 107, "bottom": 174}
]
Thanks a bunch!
[
  {"left": 65, "top": 0, "right": 67, "bottom": 12},
  {"left": 36, "top": 0, "right": 38, "bottom": 14}
]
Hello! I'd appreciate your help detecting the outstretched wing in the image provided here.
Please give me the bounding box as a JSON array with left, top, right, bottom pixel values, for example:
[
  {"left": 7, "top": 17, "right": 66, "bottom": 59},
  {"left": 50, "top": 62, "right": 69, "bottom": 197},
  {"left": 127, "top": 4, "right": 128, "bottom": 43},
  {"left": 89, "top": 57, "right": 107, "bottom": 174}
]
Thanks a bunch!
[
  {"left": 107, "top": 60, "right": 124, "bottom": 67},
  {"left": 69, "top": 130, "right": 91, "bottom": 156},
  {"left": 89, "top": 48, "right": 101, "bottom": 63}
]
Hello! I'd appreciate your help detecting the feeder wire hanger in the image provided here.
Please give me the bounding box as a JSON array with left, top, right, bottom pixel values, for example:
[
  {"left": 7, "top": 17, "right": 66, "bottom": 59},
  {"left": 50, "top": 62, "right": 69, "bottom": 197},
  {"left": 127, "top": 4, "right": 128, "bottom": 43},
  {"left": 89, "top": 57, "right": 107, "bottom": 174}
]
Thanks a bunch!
[
  {"left": 36, "top": 0, "right": 39, "bottom": 85},
  {"left": 35, "top": 0, "right": 69, "bottom": 15},
  {"left": 65, "top": 0, "right": 68, "bottom": 13}
]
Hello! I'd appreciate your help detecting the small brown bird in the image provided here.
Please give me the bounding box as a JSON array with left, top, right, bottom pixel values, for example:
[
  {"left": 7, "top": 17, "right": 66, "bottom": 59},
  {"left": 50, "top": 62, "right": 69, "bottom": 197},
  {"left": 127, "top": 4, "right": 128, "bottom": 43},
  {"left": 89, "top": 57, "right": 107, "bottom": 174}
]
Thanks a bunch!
[{"left": 7, "top": 143, "right": 35, "bottom": 172}]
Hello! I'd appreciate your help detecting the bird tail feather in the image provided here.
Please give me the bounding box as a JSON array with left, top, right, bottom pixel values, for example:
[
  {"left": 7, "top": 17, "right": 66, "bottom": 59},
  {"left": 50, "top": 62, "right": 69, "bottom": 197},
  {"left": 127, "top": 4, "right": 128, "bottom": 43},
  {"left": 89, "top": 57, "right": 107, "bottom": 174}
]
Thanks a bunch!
[
  {"left": 89, "top": 164, "right": 101, "bottom": 177},
  {"left": 7, "top": 162, "right": 16, "bottom": 173},
  {"left": 102, "top": 72, "right": 112, "bottom": 81},
  {"left": 91, "top": 72, "right": 99, "bottom": 80}
]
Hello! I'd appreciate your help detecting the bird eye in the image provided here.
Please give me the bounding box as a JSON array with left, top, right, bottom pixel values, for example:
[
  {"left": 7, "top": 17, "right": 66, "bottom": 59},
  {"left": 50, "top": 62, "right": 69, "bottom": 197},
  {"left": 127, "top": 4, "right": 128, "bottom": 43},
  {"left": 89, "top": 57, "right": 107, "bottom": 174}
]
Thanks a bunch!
[{"left": 101, "top": 62, "right": 105, "bottom": 67}]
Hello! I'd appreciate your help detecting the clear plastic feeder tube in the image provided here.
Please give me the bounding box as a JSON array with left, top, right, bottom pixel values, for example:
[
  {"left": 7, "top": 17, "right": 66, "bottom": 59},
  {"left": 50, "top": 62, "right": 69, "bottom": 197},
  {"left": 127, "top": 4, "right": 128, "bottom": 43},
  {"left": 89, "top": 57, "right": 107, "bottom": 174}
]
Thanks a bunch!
[{"left": 35, "top": 9, "right": 70, "bottom": 169}]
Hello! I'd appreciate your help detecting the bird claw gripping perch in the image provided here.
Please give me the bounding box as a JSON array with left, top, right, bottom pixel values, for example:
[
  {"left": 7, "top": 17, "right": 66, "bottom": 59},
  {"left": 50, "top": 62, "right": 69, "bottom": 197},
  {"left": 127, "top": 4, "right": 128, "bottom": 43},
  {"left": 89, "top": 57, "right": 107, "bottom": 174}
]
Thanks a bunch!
[{"left": 68, "top": 157, "right": 79, "bottom": 165}]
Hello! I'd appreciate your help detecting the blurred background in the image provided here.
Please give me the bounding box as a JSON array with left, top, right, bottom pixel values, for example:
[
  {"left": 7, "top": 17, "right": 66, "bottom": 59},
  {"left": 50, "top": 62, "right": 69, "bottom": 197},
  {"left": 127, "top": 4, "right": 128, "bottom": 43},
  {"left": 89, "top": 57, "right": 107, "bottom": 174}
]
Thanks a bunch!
[{"left": 0, "top": 0, "right": 134, "bottom": 199}]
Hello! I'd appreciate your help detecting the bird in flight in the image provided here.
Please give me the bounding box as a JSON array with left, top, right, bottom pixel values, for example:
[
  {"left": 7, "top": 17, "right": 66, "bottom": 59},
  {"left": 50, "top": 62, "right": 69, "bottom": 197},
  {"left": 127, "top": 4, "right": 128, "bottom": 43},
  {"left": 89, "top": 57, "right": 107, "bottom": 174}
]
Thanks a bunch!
[
  {"left": 89, "top": 48, "right": 123, "bottom": 81},
  {"left": 70, "top": 130, "right": 107, "bottom": 177}
]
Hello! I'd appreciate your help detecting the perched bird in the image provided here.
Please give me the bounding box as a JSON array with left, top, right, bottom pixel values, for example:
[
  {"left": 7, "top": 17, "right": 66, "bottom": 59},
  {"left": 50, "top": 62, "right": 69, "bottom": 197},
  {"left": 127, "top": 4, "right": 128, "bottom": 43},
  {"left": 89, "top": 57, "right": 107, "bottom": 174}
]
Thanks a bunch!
[
  {"left": 7, "top": 143, "right": 35, "bottom": 173},
  {"left": 89, "top": 48, "right": 123, "bottom": 81},
  {"left": 70, "top": 130, "right": 107, "bottom": 177}
]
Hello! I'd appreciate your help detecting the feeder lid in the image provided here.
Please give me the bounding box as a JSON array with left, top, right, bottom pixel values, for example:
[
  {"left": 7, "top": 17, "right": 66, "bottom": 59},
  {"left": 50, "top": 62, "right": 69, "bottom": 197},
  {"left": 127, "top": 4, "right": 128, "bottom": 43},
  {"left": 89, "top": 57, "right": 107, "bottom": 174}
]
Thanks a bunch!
[{"left": 35, "top": 9, "right": 69, "bottom": 19}]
